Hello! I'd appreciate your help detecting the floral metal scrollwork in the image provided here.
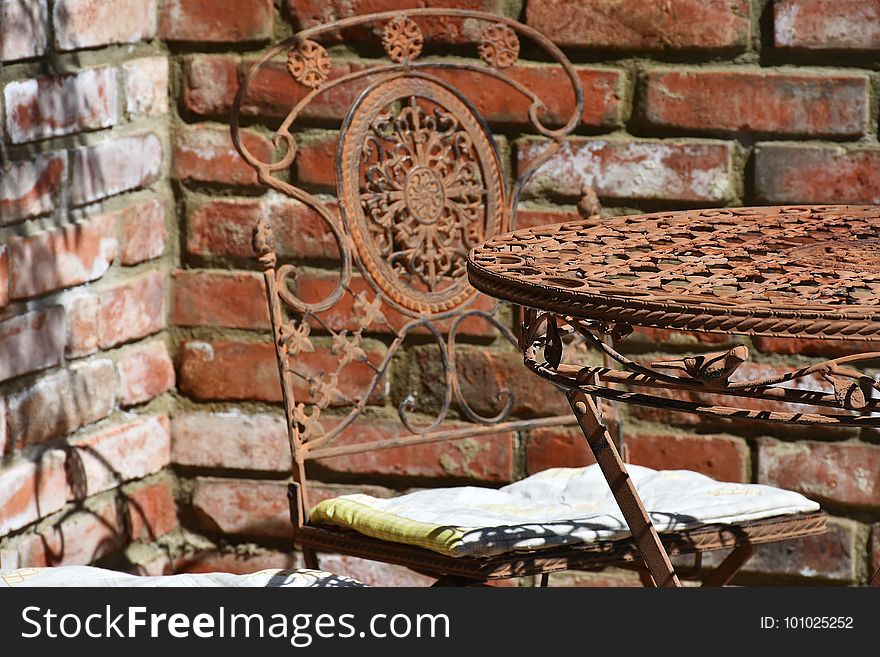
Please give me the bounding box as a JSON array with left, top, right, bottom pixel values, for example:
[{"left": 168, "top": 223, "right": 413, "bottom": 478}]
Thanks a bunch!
[
  {"left": 382, "top": 15, "right": 423, "bottom": 63},
  {"left": 478, "top": 23, "right": 519, "bottom": 69}
]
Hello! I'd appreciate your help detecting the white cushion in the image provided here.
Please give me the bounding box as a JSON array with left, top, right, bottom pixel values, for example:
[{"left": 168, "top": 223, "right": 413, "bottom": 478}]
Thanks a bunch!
[
  {"left": 310, "top": 464, "right": 820, "bottom": 558},
  {"left": 0, "top": 565, "right": 366, "bottom": 587}
]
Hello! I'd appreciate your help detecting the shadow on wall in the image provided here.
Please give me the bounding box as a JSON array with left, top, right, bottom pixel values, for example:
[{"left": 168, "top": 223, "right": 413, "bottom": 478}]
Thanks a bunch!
[{"left": 1, "top": 1, "right": 167, "bottom": 569}]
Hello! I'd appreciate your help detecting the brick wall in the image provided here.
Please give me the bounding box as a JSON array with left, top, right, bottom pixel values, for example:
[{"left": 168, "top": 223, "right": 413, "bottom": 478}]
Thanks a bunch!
[{"left": 2, "top": 0, "right": 880, "bottom": 586}]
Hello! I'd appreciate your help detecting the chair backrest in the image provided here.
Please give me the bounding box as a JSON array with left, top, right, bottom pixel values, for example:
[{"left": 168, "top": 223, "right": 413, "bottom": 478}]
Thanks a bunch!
[{"left": 231, "top": 9, "right": 587, "bottom": 523}]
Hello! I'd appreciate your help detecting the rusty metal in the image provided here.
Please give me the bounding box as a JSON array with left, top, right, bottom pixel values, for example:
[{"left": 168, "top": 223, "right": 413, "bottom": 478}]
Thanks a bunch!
[
  {"left": 235, "top": 11, "right": 830, "bottom": 587},
  {"left": 469, "top": 206, "right": 880, "bottom": 429}
]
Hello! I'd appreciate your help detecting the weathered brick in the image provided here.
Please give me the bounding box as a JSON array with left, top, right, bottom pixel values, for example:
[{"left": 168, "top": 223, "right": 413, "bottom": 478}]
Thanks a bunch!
[
  {"left": 514, "top": 206, "right": 577, "bottom": 230},
  {"left": 62, "top": 292, "right": 99, "bottom": 358},
  {"left": 16, "top": 478, "right": 177, "bottom": 567},
  {"left": 758, "top": 438, "right": 880, "bottom": 508},
  {"left": 288, "top": 0, "right": 507, "bottom": 44},
  {"left": 159, "top": 0, "right": 273, "bottom": 42},
  {"left": 0, "top": 307, "right": 65, "bottom": 383},
  {"left": 70, "top": 415, "right": 171, "bottom": 496},
  {"left": 8, "top": 213, "right": 117, "bottom": 299},
  {"left": 122, "top": 56, "right": 169, "bottom": 117},
  {"left": 774, "top": 0, "right": 880, "bottom": 50},
  {"left": 315, "top": 421, "right": 515, "bottom": 483},
  {"left": 753, "top": 336, "right": 880, "bottom": 358},
  {"left": 526, "top": 0, "right": 751, "bottom": 51},
  {"left": 173, "top": 549, "right": 299, "bottom": 575},
  {"left": 293, "top": 133, "right": 337, "bottom": 189},
  {"left": 172, "top": 269, "right": 269, "bottom": 330},
  {"left": 0, "top": 152, "right": 66, "bottom": 225},
  {"left": 526, "top": 427, "right": 748, "bottom": 482},
  {"left": 97, "top": 271, "right": 165, "bottom": 349},
  {"left": 753, "top": 143, "right": 880, "bottom": 204},
  {"left": 120, "top": 199, "right": 166, "bottom": 265},
  {"left": 171, "top": 411, "right": 289, "bottom": 471},
  {"left": 0, "top": 401, "right": 6, "bottom": 456},
  {"left": 70, "top": 133, "right": 163, "bottom": 206},
  {"left": 173, "top": 124, "right": 271, "bottom": 186},
  {"left": 177, "top": 339, "right": 384, "bottom": 404},
  {"left": 182, "top": 54, "right": 240, "bottom": 117},
  {"left": 6, "top": 358, "right": 115, "bottom": 448},
  {"left": 0, "top": 450, "right": 67, "bottom": 536},
  {"left": 1, "top": 0, "right": 48, "bottom": 61},
  {"left": 4, "top": 66, "right": 117, "bottom": 143},
  {"left": 191, "top": 478, "right": 290, "bottom": 539},
  {"left": 0, "top": 246, "right": 8, "bottom": 308},
  {"left": 186, "top": 197, "right": 341, "bottom": 261},
  {"left": 642, "top": 69, "right": 868, "bottom": 137},
  {"left": 518, "top": 138, "right": 735, "bottom": 203},
  {"left": 740, "top": 517, "right": 859, "bottom": 583},
  {"left": 53, "top": 0, "right": 157, "bottom": 50},
  {"left": 115, "top": 341, "right": 175, "bottom": 407}
]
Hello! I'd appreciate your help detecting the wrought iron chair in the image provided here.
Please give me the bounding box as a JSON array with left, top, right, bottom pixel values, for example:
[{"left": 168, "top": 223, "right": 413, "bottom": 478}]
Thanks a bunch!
[{"left": 231, "top": 9, "right": 827, "bottom": 586}]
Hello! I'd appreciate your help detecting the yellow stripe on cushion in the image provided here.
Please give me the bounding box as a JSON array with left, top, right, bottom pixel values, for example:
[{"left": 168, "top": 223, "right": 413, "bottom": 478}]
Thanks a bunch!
[{"left": 309, "top": 498, "right": 469, "bottom": 557}]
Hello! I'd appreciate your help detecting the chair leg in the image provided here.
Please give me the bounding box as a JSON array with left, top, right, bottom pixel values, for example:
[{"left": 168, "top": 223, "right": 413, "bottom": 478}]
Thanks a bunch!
[
  {"left": 567, "top": 390, "right": 682, "bottom": 588},
  {"left": 302, "top": 546, "right": 320, "bottom": 570},
  {"left": 702, "top": 544, "right": 755, "bottom": 587}
]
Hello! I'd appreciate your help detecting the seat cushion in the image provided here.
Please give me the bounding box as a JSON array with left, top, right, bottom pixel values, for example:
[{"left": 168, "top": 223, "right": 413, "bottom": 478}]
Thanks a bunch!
[
  {"left": 0, "top": 565, "right": 365, "bottom": 587},
  {"left": 309, "top": 464, "right": 820, "bottom": 558}
]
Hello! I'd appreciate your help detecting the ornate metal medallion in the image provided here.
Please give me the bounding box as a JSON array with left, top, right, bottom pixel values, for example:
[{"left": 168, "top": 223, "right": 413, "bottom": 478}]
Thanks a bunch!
[
  {"left": 287, "top": 40, "right": 331, "bottom": 88},
  {"left": 478, "top": 23, "right": 519, "bottom": 69},
  {"left": 338, "top": 75, "right": 504, "bottom": 315},
  {"left": 382, "top": 16, "right": 423, "bottom": 63}
]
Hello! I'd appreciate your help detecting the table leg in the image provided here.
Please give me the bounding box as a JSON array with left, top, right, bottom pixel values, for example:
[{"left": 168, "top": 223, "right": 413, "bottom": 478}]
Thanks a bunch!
[{"left": 566, "top": 390, "right": 682, "bottom": 588}]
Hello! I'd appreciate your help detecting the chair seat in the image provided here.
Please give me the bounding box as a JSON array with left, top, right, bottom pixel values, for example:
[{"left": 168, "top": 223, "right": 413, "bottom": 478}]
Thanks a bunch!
[
  {"left": 0, "top": 565, "right": 366, "bottom": 588},
  {"left": 309, "top": 465, "right": 820, "bottom": 559}
]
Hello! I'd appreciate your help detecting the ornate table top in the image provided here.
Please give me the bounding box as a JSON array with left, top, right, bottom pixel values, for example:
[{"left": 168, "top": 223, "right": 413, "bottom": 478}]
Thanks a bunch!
[{"left": 468, "top": 205, "right": 880, "bottom": 339}]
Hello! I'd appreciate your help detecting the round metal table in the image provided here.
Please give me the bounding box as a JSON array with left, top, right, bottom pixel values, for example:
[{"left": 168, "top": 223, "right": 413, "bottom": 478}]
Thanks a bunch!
[{"left": 467, "top": 205, "right": 880, "bottom": 587}]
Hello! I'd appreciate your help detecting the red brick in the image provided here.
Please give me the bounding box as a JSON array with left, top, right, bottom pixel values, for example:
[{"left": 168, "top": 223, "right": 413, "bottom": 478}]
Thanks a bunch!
[
  {"left": 8, "top": 213, "right": 117, "bottom": 299},
  {"left": 4, "top": 66, "right": 117, "bottom": 143},
  {"left": 315, "top": 421, "right": 515, "bottom": 483},
  {"left": 753, "top": 144, "right": 880, "bottom": 204},
  {"left": 288, "top": 0, "right": 507, "bottom": 44},
  {"left": 517, "top": 138, "right": 735, "bottom": 203},
  {"left": 775, "top": 0, "right": 880, "bottom": 50},
  {"left": 122, "top": 56, "right": 169, "bottom": 117},
  {"left": 642, "top": 69, "right": 868, "bottom": 137},
  {"left": 173, "top": 549, "right": 298, "bottom": 575},
  {"left": 548, "top": 569, "right": 643, "bottom": 587},
  {"left": 126, "top": 478, "right": 178, "bottom": 540},
  {"left": 6, "top": 358, "right": 115, "bottom": 448},
  {"left": 317, "top": 554, "right": 435, "bottom": 587},
  {"left": 71, "top": 415, "right": 171, "bottom": 496},
  {"left": 17, "top": 479, "right": 176, "bottom": 568},
  {"left": 526, "top": 427, "right": 748, "bottom": 482},
  {"left": 0, "top": 306, "right": 65, "bottom": 383},
  {"left": 159, "top": 0, "right": 273, "bottom": 42},
  {"left": 293, "top": 269, "right": 497, "bottom": 337},
  {"left": 173, "top": 124, "right": 271, "bottom": 186},
  {"left": 0, "top": 402, "right": 6, "bottom": 456},
  {"left": 62, "top": 292, "right": 99, "bottom": 358},
  {"left": 182, "top": 54, "right": 240, "bottom": 117},
  {"left": 186, "top": 197, "right": 341, "bottom": 261},
  {"left": 740, "top": 517, "right": 859, "bottom": 583},
  {"left": 120, "top": 199, "right": 166, "bottom": 265},
  {"left": 115, "top": 341, "right": 175, "bottom": 407},
  {"left": 0, "top": 245, "right": 8, "bottom": 308},
  {"left": 293, "top": 133, "right": 337, "bottom": 189},
  {"left": 191, "top": 478, "right": 291, "bottom": 539},
  {"left": 172, "top": 269, "right": 269, "bottom": 330},
  {"left": 0, "top": 152, "right": 67, "bottom": 225},
  {"left": 177, "top": 339, "right": 384, "bottom": 404},
  {"left": 617, "top": 327, "right": 738, "bottom": 353},
  {"left": 171, "top": 411, "right": 289, "bottom": 472},
  {"left": 437, "top": 347, "right": 570, "bottom": 418},
  {"left": 70, "top": 133, "right": 163, "bottom": 206},
  {"left": 753, "top": 336, "right": 880, "bottom": 358},
  {"left": 53, "top": 0, "right": 157, "bottom": 50},
  {"left": 0, "top": 450, "right": 67, "bottom": 536},
  {"left": 97, "top": 271, "right": 165, "bottom": 349},
  {"left": 514, "top": 206, "right": 578, "bottom": 230},
  {"left": 1, "top": 0, "right": 48, "bottom": 61},
  {"left": 758, "top": 438, "right": 880, "bottom": 508},
  {"left": 526, "top": 0, "right": 751, "bottom": 51}
]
